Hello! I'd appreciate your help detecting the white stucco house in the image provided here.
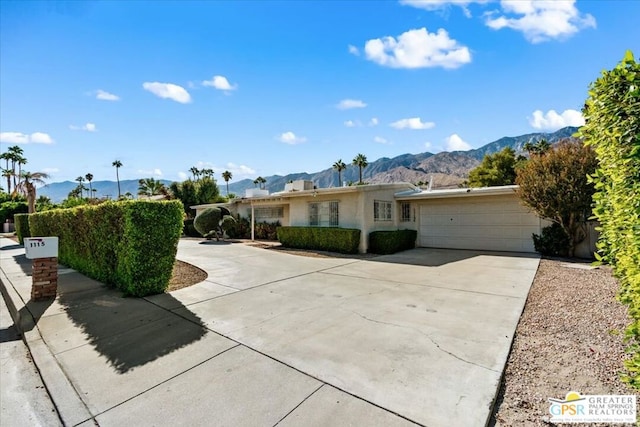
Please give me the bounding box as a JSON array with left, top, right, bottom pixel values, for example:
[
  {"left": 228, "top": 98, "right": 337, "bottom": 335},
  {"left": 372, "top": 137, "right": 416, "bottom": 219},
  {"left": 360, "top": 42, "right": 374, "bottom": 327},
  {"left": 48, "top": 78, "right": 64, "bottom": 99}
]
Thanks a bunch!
[{"left": 192, "top": 180, "right": 559, "bottom": 254}]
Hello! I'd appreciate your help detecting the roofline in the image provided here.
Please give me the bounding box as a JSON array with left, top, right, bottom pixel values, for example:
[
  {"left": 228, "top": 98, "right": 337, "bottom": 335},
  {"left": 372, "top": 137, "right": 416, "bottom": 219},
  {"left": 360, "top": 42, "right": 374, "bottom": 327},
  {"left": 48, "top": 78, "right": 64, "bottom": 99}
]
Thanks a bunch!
[
  {"left": 191, "top": 182, "right": 419, "bottom": 208},
  {"left": 394, "top": 185, "right": 519, "bottom": 200}
]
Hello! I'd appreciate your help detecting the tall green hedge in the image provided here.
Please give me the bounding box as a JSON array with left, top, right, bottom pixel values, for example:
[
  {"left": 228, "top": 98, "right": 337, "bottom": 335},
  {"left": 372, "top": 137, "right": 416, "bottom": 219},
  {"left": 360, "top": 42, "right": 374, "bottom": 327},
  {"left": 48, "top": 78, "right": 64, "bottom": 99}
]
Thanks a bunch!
[
  {"left": 29, "top": 200, "right": 183, "bottom": 297},
  {"left": 14, "top": 213, "right": 30, "bottom": 244},
  {"left": 580, "top": 50, "right": 640, "bottom": 388},
  {"left": 369, "top": 229, "right": 417, "bottom": 254},
  {"left": 277, "top": 226, "right": 360, "bottom": 254}
]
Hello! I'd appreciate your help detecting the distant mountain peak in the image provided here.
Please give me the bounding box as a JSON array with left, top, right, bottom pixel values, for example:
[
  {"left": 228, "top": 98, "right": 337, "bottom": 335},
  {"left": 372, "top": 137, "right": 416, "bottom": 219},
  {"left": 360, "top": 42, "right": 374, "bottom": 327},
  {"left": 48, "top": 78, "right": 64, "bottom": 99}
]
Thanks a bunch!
[{"left": 39, "top": 127, "right": 579, "bottom": 202}]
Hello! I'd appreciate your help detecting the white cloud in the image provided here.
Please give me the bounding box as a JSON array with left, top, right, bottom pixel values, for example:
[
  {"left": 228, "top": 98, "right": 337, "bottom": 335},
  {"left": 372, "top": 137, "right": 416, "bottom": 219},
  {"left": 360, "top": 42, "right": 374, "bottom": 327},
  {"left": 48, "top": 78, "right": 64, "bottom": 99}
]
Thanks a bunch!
[
  {"left": 142, "top": 82, "right": 192, "bottom": 104},
  {"left": 445, "top": 133, "right": 472, "bottom": 151},
  {"left": 424, "top": 141, "right": 433, "bottom": 150},
  {"left": 363, "top": 27, "right": 471, "bottom": 69},
  {"left": 485, "top": 0, "right": 596, "bottom": 43},
  {"left": 374, "top": 136, "right": 389, "bottom": 144},
  {"left": 95, "top": 89, "right": 120, "bottom": 101},
  {"left": 223, "top": 162, "right": 256, "bottom": 177},
  {"left": 69, "top": 123, "right": 97, "bottom": 132},
  {"left": 0, "top": 131, "right": 54, "bottom": 144},
  {"left": 42, "top": 167, "right": 59, "bottom": 174},
  {"left": 529, "top": 109, "right": 585, "bottom": 130},
  {"left": 400, "top": 0, "right": 488, "bottom": 17},
  {"left": 138, "top": 168, "right": 163, "bottom": 177},
  {"left": 348, "top": 44, "right": 360, "bottom": 55},
  {"left": 390, "top": 117, "right": 435, "bottom": 130},
  {"left": 202, "top": 75, "right": 238, "bottom": 91},
  {"left": 336, "top": 99, "right": 367, "bottom": 110},
  {"left": 278, "top": 131, "right": 307, "bottom": 145},
  {"left": 368, "top": 117, "right": 379, "bottom": 126},
  {"left": 0, "top": 132, "right": 29, "bottom": 143},
  {"left": 178, "top": 171, "right": 189, "bottom": 180},
  {"left": 344, "top": 120, "right": 362, "bottom": 128}
]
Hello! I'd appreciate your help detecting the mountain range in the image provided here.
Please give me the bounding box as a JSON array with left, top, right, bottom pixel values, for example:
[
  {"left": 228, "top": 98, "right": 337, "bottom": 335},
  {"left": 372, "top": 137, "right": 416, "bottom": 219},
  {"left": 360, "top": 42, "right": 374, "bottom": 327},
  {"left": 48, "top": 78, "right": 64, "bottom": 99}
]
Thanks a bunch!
[{"left": 38, "top": 126, "right": 578, "bottom": 202}]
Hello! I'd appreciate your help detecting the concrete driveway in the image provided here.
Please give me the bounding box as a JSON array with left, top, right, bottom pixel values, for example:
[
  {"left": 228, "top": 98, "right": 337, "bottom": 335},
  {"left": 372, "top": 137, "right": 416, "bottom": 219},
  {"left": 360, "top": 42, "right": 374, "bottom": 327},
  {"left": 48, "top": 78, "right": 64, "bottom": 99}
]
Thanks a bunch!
[
  {"left": 1, "top": 238, "right": 539, "bottom": 426},
  {"left": 157, "top": 241, "right": 540, "bottom": 426}
]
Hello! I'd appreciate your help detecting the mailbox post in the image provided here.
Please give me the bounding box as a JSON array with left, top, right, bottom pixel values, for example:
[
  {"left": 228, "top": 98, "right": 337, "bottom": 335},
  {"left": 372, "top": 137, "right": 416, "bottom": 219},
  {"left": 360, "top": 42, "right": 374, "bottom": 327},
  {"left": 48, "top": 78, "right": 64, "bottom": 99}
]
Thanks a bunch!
[{"left": 24, "top": 237, "right": 59, "bottom": 301}]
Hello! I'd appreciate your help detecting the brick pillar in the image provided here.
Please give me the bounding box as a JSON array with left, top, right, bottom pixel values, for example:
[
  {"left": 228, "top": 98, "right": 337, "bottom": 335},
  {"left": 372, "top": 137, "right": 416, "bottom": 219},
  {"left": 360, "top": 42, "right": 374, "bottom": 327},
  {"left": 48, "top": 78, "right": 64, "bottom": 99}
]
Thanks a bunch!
[{"left": 31, "top": 257, "right": 58, "bottom": 301}]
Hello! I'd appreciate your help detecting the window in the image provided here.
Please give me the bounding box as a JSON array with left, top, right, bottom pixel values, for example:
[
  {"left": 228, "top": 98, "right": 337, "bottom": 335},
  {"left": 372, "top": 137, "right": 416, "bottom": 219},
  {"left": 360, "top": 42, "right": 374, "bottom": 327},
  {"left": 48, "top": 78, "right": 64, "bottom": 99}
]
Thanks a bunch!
[
  {"left": 309, "top": 201, "right": 339, "bottom": 226},
  {"left": 400, "top": 202, "right": 412, "bottom": 222},
  {"left": 254, "top": 206, "right": 284, "bottom": 220},
  {"left": 374, "top": 200, "right": 393, "bottom": 222}
]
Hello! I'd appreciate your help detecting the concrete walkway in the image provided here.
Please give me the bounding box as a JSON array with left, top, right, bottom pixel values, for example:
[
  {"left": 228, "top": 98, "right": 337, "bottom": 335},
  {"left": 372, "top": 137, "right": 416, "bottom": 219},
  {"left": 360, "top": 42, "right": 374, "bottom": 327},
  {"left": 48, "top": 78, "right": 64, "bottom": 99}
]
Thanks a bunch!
[{"left": 0, "top": 237, "right": 540, "bottom": 426}]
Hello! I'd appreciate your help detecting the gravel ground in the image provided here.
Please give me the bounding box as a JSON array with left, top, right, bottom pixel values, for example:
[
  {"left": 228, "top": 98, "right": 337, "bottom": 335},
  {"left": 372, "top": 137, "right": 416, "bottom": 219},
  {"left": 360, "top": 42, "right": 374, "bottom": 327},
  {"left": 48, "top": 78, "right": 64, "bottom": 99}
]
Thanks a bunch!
[{"left": 491, "top": 258, "right": 637, "bottom": 426}]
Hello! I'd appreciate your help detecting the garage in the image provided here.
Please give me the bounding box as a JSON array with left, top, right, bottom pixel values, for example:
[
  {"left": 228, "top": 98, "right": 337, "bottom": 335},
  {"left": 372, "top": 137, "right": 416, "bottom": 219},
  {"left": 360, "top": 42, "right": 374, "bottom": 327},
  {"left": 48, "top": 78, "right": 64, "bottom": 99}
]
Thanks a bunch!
[{"left": 414, "top": 188, "right": 543, "bottom": 253}]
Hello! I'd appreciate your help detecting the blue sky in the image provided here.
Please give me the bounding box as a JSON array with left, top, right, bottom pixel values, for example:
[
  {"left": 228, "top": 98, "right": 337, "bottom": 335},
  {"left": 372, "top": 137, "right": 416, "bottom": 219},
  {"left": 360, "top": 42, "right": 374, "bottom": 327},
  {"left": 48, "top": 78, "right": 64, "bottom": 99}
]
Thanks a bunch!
[{"left": 1, "top": 0, "right": 637, "bottom": 185}]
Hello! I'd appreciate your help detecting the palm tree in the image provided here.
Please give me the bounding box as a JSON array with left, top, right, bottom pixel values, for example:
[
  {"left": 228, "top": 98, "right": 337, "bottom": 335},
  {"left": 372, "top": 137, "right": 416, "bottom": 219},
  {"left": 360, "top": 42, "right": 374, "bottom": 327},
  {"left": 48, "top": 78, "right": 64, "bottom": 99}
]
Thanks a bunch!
[
  {"left": 16, "top": 155, "right": 26, "bottom": 189},
  {"left": 352, "top": 153, "right": 368, "bottom": 185},
  {"left": 1, "top": 168, "right": 12, "bottom": 194},
  {"left": 332, "top": 159, "right": 347, "bottom": 187},
  {"left": 3, "top": 146, "right": 25, "bottom": 192},
  {"left": 75, "top": 176, "right": 86, "bottom": 197},
  {"left": 85, "top": 173, "right": 94, "bottom": 199},
  {"left": 254, "top": 176, "right": 266, "bottom": 190},
  {"left": 16, "top": 171, "right": 49, "bottom": 213},
  {"left": 112, "top": 160, "right": 123, "bottom": 198},
  {"left": 189, "top": 166, "right": 200, "bottom": 181},
  {"left": 138, "top": 177, "right": 167, "bottom": 196},
  {"left": 222, "top": 170, "right": 232, "bottom": 195},
  {"left": 0, "top": 152, "right": 12, "bottom": 193}
]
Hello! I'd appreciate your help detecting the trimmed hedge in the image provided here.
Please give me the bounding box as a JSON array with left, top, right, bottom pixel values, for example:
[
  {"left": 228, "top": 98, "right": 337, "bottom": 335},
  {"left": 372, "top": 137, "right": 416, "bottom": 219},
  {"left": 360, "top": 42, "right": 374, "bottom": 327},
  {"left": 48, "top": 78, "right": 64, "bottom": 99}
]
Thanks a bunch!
[
  {"left": 369, "top": 229, "right": 417, "bottom": 254},
  {"left": 580, "top": 50, "right": 640, "bottom": 388},
  {"left": 29, "top": 200, "right": 183, "bottom": 297},
  {"left": 277, "top": 226, "right": 360, "bottom": 254},
  {"left": 14, "top": 213, "right": 30, "bottom": 245}
]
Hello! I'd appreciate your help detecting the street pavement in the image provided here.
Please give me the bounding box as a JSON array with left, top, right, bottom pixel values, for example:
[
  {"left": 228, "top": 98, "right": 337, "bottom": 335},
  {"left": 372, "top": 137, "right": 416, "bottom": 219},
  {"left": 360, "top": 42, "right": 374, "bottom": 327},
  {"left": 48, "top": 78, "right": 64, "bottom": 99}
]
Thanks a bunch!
[
  {"left": 0, "top": 237, "right": 540, "bottom": 426},
  {"left": 1, "top": 278, "right": 62, "bottom": 427}
]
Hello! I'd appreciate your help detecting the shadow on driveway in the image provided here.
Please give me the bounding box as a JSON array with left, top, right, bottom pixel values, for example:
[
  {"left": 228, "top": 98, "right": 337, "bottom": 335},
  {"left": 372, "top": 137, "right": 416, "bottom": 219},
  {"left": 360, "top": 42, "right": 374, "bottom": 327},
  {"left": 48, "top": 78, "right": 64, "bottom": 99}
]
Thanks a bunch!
[
  {"left": 56, "top": 288, "right": 207, "bottom": 374},
  {"left": 371, "top": 247, "right": 540, "bottom": 267}
]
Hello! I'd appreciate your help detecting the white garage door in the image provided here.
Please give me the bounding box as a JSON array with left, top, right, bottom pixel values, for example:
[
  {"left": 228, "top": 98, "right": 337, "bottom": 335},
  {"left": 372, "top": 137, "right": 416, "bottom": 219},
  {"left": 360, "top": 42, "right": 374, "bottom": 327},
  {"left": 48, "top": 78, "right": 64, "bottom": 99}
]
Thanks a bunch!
[{"left": 418, "top": 195, "right": 542, "bottom": 253}]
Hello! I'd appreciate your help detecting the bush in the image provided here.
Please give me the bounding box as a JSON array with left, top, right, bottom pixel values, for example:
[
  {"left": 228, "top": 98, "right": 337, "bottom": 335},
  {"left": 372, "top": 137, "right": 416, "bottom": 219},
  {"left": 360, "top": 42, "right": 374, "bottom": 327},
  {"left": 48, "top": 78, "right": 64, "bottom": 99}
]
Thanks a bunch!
[
  {"left": 14, "top": 213, "right": 30, "bottom": 244},
  {"left": 277, "top": 226, "right": 360, "bottom": 254},
  {"left": 0, "top": 201, "right": 28, "bottom": 224},
  {"left": 29, "top": 200, "right": 183, "bottom": 297},
  {"left": 219, "top": 214, "right": 280, "bottom": 240},
  {"left": 225, "top": 214, "right": 251, "bottom": 239},
  {"left": 182, "top": 219, "right": 200, "bottom": 237},
  {"left": 532, "top": 223, "right": 570, "bottom": 257},
  {"left": 369, "top": 229, "right": 417, "bottom": 254},
  {"left": 193, "top": 207, "right": 235, "bottom": 240}
]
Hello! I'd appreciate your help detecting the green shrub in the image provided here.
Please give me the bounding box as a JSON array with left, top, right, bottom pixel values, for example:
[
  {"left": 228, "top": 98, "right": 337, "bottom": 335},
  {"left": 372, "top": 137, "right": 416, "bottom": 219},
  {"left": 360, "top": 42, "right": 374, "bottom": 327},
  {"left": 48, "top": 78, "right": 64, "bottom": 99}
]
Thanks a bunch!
[
  {"left": 369, "top": 229, "right": 417, "bottom": 254},
  {"left": 579, "top": 50, "right": 640, "bottom": 388},
  {"left": 532, "top": 223, "right": 570, "bottom": 257},
  {"left": 277, "top": 226, "right": 360, "bottom": 254},
  {"left": 183, "top": 219, "right": 200, "bottom": 237},
  {"left": 0, "top": 201, "right": 28, "bottom": 224},
  {"left": 14, "top": 213, "right": 30, "bottom": 244},
  {"left": 29, "top": 200, "right": 183, "bottom": 297},
  {"left": 193, "top": 207, "right": 235, "bottom": 240},
  {"left": 225, "top": 215, "right": 251, "bottom": 239}
]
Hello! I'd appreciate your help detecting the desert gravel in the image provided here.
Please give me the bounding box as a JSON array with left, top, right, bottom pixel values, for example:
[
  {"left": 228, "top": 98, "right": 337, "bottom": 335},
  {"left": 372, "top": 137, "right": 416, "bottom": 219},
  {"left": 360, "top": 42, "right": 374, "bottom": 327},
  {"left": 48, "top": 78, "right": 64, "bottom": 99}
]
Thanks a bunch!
[{"left": 491, "top": 258, "right": 638, "bottom": 426}]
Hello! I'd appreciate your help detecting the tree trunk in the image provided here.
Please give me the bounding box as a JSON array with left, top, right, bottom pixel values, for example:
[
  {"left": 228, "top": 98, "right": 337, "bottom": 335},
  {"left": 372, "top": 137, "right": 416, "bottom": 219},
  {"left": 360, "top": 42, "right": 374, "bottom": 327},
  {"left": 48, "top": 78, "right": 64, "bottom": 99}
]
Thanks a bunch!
[{"left": 27, "top": 183, "right": 36, "bottom": 214}]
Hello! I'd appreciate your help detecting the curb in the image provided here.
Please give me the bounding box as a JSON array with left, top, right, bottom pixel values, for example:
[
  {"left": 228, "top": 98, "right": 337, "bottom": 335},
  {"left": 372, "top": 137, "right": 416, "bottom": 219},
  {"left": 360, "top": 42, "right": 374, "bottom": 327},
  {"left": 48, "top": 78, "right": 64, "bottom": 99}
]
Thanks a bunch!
[{"left": 0, "top": 259, "right": 94, "bottom": 426}]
